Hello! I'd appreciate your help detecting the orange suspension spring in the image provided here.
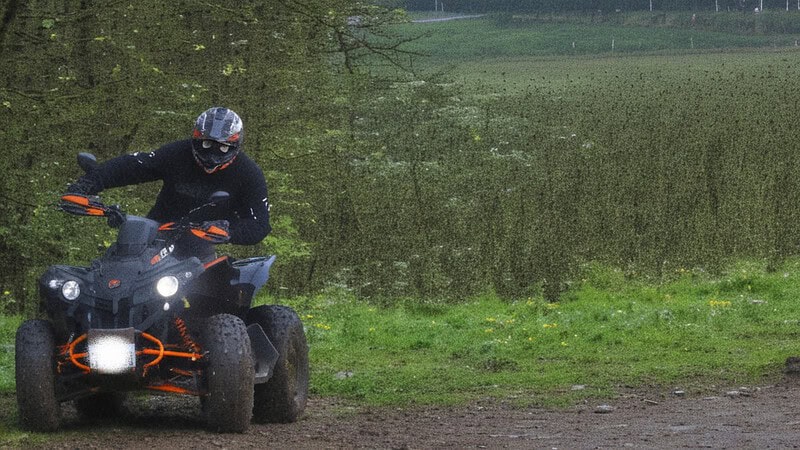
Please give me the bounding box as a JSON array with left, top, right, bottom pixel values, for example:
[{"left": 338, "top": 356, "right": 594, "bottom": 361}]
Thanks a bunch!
[{"left": 174, "top": 317, "right": 200, "bottom": 353}]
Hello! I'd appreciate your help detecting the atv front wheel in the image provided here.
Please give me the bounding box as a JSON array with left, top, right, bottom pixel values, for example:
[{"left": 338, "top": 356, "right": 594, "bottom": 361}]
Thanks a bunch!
[
  {"left": 201, "top": 313, "right": 254, "bottom": 433},
  {"left": 15, "top": 319, "right": 60, "bottom": 431},
  {"left": 247, "top": 305, "right": 309, "bottom": 423}
]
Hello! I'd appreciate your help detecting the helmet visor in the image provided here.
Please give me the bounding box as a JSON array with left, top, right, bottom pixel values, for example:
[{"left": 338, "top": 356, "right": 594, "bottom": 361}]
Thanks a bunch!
[
  {"left": 192, "top": 139, "right": 238, "bottom": 168},
  {"left": 200, "top": 139, "right": 232, "bottom": 154}
]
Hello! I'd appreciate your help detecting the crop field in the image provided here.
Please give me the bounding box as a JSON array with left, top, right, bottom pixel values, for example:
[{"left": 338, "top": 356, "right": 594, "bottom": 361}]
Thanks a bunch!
[
  {"left": 398, "top": 13, "right": 800, "bottom": 63},
  {"left": 355, "top": 16, "right": 800, "bottom": 301}
]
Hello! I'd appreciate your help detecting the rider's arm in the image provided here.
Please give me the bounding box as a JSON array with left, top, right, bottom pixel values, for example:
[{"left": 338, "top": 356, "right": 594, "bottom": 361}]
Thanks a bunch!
[
  {"left": 228, "top": 160, "right": 271, "bottom": 245},
  {"left": 67, "top": 144, "right": 176, "bottom": 194}
]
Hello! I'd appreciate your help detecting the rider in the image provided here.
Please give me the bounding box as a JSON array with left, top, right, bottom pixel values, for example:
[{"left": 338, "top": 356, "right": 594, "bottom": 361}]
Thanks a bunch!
[{"left": 65, "top": 107, "right": 271, "bottom": 261}]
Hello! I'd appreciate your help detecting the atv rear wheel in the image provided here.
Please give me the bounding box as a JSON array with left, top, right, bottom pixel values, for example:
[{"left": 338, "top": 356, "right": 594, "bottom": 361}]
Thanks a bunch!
[
  {"left": 201, "top": 313, "right": 254, "bottom": 433},
  {"left": 15, "top": 319, "right": 60, "bottom": 431},
  {"left": 247, "top": 305, "right": 309, "bottom": 423}
]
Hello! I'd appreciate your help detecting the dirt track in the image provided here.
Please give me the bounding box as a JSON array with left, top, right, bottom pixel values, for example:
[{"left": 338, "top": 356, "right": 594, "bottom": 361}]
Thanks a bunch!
[{"left": 6, "top": 376, "right": 800, "bottom": 449}]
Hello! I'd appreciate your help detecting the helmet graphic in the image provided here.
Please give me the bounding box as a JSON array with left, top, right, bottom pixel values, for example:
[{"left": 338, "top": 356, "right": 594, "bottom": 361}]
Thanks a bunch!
[{"left": 191, "top": 107, "right": 243, "bottom": 173}]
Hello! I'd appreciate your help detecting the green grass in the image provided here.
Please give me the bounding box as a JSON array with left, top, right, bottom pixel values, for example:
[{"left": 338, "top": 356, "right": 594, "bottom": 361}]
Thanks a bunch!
[
  {"left": 395, "top": 17, "right": 800, "bottom": 65},
  {"left": 0, "top": 316, "right": 21, "bottom": 393},
  {"left": 447, "top": 47, "right": 800, "bottom": 91},
  {"left": 2, "top": 261, "right": 798, "bottom": 410},
  {"left": 264, "top": 259, "right": 800, "bottom": 407}
]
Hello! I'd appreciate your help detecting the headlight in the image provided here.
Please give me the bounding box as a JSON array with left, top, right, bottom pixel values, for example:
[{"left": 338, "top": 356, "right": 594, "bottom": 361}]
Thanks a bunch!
[
  {"left": 156, "top": 276, "right": 180, "bottom": 297},
  {"left": 61, "top": 280, "right": 81, "bottom": 300}
]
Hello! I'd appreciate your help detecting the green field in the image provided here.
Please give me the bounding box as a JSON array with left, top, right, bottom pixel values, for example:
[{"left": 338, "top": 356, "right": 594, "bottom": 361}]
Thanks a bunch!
[
  {"left": 284, "top": 259, "right": 800, "bottom": 406},
  {"left": 398, "top": 14, "right": 800, "bottom": 63}
]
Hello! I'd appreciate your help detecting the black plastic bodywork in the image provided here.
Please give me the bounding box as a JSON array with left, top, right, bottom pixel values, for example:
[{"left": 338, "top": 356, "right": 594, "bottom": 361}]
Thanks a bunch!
[{"left": 38, "top": 214, "right": 278, "bottom": 400}]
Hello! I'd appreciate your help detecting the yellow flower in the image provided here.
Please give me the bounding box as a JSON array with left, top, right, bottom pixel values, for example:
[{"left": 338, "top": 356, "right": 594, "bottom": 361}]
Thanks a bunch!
[
  {"left": 470, "top": 129, "right": 481, "bottom": 141},
  {"left": 543, "top": 323, "right": 558, "bottom": 329},
  {"left": 485, "top": 317, "right": 496, "bottom": 323},
  {"left": 708, "top": 300, "right": 732, "bottom": 308},
  {"left": 546, "top": 303, "right": 559, "bottom": 309},
  {"left": 484, "top": 328, "right": 494, "bottom": 333}
]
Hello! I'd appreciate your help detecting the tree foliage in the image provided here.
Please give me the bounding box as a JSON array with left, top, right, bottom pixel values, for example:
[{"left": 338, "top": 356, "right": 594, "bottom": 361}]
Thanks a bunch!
[{"left": 0, "top": 0, "right": 342, "bottom": 312}]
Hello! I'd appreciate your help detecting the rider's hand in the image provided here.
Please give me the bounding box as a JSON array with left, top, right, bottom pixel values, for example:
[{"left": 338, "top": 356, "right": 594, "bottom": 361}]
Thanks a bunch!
[
  {"left": 191, "top": 220, "right": 230, "bottom": 243},
  {"left": 65, "top": 176, "right": 96, "bottom": 196}
]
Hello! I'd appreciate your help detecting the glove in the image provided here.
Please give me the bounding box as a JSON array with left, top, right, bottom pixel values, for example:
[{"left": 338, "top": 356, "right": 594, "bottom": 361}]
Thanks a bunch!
[
  {"left": 190, "top": 220, "right": 230, "bottom": 244},
  {"left": 65, "top": 175, "right": 100, "bottom": 196}
]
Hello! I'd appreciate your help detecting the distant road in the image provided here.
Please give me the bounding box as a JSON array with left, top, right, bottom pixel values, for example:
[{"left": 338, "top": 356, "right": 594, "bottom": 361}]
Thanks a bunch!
[{"left": 412, "top": 14, "right": 485, "bottom": 23}]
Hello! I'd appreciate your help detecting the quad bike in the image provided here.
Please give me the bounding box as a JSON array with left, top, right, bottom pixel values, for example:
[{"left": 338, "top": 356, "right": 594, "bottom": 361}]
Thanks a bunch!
[{"left": 15, "top": 153, "right": 309, "bottom": 433}]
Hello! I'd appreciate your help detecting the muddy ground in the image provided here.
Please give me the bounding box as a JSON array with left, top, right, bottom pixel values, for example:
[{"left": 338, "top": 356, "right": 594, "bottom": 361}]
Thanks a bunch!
[{"left": 6, "top": 377, "right": 800, "bottom": 449}]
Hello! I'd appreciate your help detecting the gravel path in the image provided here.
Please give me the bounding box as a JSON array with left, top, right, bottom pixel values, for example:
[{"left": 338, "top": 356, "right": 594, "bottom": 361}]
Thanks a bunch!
[{"left": 6, "top": 376, "right": 800, "bottom": 449}]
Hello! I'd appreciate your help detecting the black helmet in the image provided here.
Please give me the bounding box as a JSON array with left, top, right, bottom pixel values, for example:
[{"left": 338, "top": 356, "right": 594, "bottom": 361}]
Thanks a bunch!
[{"left": 191, "top": 107, "right": 243, "bottom": 173}]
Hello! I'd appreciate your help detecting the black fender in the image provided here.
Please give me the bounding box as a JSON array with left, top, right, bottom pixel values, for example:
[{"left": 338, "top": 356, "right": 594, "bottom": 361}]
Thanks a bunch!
[
  {"left": 247, "top": 323, "right": 279, "bottom": 383},
  {"left": 231, "top": 255, "right": 276, "bottom": 299},
  {"left": 233, "top": 256, "right": 279, "bottom": 383}
]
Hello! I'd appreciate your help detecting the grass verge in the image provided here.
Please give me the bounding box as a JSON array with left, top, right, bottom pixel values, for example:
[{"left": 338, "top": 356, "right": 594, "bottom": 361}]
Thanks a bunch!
[{"left": 269, "top": 259, "right": 800, "bottom": 407}]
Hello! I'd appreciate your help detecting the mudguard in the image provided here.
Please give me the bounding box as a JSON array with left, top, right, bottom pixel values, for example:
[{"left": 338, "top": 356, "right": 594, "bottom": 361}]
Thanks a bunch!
[
  {"left": 247, "top": 323, "right": 279, "bottom": 383},
  {"left": 232, "top": 255, "right": 276, "bottom": 299}
]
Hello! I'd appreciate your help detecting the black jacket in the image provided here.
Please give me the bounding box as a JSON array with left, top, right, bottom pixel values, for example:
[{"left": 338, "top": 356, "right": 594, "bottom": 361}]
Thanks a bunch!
[{"left": 71, "top": 140, "right": 271, "bottom": 245}]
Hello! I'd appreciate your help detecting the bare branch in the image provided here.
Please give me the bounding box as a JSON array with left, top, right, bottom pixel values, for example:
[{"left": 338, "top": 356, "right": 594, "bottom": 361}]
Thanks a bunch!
[{"left": 276, "top": 0, "right": 428, "bottom": 75}]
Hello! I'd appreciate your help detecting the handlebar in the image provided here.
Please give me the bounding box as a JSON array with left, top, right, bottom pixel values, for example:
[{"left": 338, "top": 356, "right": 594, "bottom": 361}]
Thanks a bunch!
[
  {"left": 58, "top": 194, "right": 230, "bottom": 244},
  {"left": 62, "top": 153, "right": 231, "bottom": 243}
]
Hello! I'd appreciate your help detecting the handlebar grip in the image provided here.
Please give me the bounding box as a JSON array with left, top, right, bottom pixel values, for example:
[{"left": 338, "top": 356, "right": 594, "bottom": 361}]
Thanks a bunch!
[{"left": 59, "top": 194, "right": 106, "bottom": 216}]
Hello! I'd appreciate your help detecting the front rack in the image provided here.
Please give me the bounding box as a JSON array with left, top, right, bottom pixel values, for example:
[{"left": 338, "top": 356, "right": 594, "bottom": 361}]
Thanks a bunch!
[{"left": 56, "top": 319, "right": 205, "bottom": 395}]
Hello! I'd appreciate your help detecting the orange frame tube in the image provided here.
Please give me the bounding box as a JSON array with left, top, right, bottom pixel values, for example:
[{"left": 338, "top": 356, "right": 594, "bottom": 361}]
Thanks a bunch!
[
  {"left": 62, "top": 330, "right": 204, "bottom": 374},
  {"left": 67, "top": 334, "right": 91, "bottom": 373},
  {"left": 147, "top": 384, "right": 198, "bottom": 395}
]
